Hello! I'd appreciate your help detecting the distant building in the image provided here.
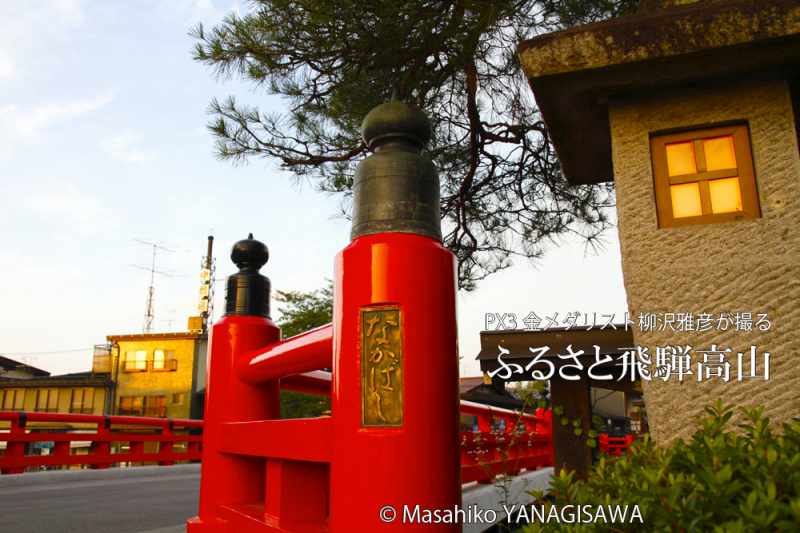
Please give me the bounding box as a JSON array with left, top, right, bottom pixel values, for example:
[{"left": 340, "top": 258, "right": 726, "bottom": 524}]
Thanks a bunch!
[
  {"left": 459, "top": 375, "right": 528, "bottom": 410},
  {"left": 1, "top": 318, "right": 208, "bottom": 422},
  {"left": 0, "top": 356, "right": 49, "bottom": 380},
  {"left": 475, "top": 327, "right": 643, "bottom": 422},
  {"left": 477, "top": 325, "right": 642, "bottom": 473},
  {"left": 107, "top": 317, "right": 207, "bottom": 420},
  {"left": 0, "top": 352, "right": 112, "bottom": 416},
  {"left": 458, "top": 375, "right": 538, "bottom": 433}
]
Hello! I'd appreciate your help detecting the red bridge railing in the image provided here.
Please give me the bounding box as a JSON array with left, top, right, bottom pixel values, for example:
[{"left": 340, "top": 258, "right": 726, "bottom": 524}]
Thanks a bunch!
[
  {"left": 598, "top": 433, "right": 636, "bottom": 456},
  {"left": 280, "top": 368, "right": 555, "bottom": 485},
  {"left": 0, "top": 411, "right": 202, "bottom": 474},
  {"left": 0, "top": 400, "right": 552, "bottom": 478},
  {"left": 459, "top": 401, "right": 553, "bottom": 484}
]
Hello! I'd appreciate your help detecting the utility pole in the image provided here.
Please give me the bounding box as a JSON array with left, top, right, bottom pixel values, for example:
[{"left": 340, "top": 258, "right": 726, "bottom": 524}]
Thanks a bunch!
[
  {"left": 132, "top": 239, "right": 175, "bottom": 333},
  {"left": 198, "top": 235, "right": 215, "bottom": 333}
]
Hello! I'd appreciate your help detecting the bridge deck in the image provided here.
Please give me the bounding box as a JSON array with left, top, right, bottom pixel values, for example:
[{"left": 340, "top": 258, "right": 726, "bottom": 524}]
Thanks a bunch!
[
  {"left": 0, "top": 464, "right": 553, "bottom": 533},
  {"left": 0, "top": 464, "right": 199, "bottom": 533}
]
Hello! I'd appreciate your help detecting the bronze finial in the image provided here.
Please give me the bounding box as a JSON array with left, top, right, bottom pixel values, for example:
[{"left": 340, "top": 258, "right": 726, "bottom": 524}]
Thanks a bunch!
[
  {"left": 350, "top": 99, "right": 441, "bottom": 241},
  {"left": 224, "top": 234, "right": 271, "bottom": 317}
]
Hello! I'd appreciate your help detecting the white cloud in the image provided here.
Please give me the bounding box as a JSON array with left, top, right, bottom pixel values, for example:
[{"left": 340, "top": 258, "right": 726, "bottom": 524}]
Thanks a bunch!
[
  {"left": 156, "top": 0, "right": 224, "bottom": 24},
  {"left": 11, "top": 93, "right": 114, "bottom": 137},
  {"left": 190, "top": 0, "right": 221, "bottom": 19},
  {"left": 0, "top": 0, "right": 86, "bottom": 82},
  {"left": 25, "top": 183, "right": 107, "bottom": 222},
  {"left": 5, "top": 179, "right": 118, "bottom": 236},
  {"left": 100, "top": 132, "right": 155, "bottom": 163},
  {"left": 50, "top": 0, "right": 85, "bottom": 23},
  {"left": 0, "top": 50, "right": 15, "bottom": 80},
  {"left": 0, "top": 93, "right": 114, "bottom": 159}
]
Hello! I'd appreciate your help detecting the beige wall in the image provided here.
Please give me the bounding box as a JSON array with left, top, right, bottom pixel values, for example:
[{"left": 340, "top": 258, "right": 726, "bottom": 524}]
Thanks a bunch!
[{"left": 608, "top": 78, "right": 800, "bottom": 443}]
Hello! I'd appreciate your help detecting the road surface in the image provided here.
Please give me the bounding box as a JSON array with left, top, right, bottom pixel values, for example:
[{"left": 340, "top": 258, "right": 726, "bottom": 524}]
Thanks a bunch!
[
  {"left": 0, "top": 464, "right": 553, "bottom": 533},
  {"left": 0, "top": 464, "right": 198, "bottom": 533}
]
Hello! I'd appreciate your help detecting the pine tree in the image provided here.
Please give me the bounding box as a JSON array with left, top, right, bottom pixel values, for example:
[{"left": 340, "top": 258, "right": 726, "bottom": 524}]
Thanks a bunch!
[
  {"left": 192, "top": 0, "right": 638, "bottom": 289},
  {"left": 275, "top": 282, "right": 333, "bottom": 418}
]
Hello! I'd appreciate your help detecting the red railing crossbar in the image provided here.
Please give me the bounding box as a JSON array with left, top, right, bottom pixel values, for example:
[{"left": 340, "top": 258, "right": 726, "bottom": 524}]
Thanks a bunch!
[
  {"left": 0, "top": 411, "right": 202, "bottom": 474},
  {"left": 0, "top": 403, "right": 552, "bottom": 480},
  {"left": 598, "top": 433, "right": 636, "bottom": 456}
]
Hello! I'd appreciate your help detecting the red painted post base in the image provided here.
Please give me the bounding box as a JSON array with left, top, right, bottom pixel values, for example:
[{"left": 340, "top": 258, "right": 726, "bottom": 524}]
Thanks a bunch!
[
  {"left": 329, "top": 232, "right": 461, "bottom": 532},
  {"left": 188, "top": 314, "right": 282, "bottom": 532}
]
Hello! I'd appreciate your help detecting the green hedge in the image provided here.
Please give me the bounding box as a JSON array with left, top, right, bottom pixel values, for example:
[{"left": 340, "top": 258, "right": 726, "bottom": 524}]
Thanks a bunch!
[{"left": 525, "top": 401, "right": 800, "bottom": 532}]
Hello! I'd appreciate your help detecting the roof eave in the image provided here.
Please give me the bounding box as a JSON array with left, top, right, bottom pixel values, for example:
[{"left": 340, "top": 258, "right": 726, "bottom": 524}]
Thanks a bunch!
[{"left": 518, "top": 0, "right": 800, "bottom": 185}]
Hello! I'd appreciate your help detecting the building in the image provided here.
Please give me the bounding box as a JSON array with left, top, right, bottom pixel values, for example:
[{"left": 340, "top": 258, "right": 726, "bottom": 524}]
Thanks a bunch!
[
  {"left": 518, "top": 0, "right": 800, "bottom": 443},
  {"left": 107, "top": 319, "right": 207, "bottom": 420},
  {"left": 0, "top": 322, "right": 207, "bottom": 421},
  {"left": 459, "top": 375, "right": 529, "bottom": 410},
  {"left": 0, "top": 350, "right": 114, "bottom": 460},
  {"left": 2, "top": 231, "right": 213, "bottom": 423},
  {"left": 458, "top": 375, "right": 533, "bottom": 432},
  {"left": 0, "top": 322, "right": 206, "bottom": 464},
  {"left": 0, "top": 372, "right": 112, "bottom": 416},
  {"left": 0, "top": 356, "right": 50, "bottom": 380},
  {"left": 0, "top": 351, "right": 112, "bottom": 416}
]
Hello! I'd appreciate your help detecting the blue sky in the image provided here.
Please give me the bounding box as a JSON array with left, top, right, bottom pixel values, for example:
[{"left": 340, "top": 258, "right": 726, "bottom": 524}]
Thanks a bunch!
[{"left": 0, "top": 0, "right": 628, "bottom": 377}]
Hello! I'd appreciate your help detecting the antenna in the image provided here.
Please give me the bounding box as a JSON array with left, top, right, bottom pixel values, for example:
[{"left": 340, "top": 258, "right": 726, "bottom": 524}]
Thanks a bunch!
[{"left": 133, "top": 239, "right": 175, "bottom": 333}]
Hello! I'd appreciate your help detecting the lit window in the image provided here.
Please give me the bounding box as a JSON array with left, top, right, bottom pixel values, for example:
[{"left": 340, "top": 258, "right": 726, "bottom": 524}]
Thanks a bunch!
[
  {"left": 669, "top": 182, "right": 702, "bottom": 218},
  {"left": 665, "top": 142, "right": 696, "bottom": 176},
  {"left": 153, "top": 349, "right": 165, "bottom": 370},
  {"left": 124, "top": 350, "right": 148, "bottom": 372},
  {"left": 145, "top": 395, "right": 167, "bottom": 417},
  {"left": 119, "top": 395, "right": 145, "bottom": 415},
  {"left": 152, "top": 349, "right": 176, "bottom": 371},
  {"left": 650, "top": 124, "right": 760, "bottom": 228}
]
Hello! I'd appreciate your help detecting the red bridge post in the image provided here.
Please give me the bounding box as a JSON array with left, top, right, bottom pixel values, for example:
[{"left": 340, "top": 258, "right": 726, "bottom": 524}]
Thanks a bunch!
[
  {"left": 187, "top": 236, "right": 281, "bottom": 532},
  {"left": 1, "top": 413, "right": 26, "bottom": 475},
  {"left": 186, "top": 99, "right": 461, "bottom": 532},
  {"left": 329, "top": 100, "right": 460, "bottom": 531}
]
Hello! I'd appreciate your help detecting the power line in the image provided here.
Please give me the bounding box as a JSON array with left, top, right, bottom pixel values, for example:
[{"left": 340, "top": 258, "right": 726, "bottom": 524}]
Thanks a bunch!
[{"left": 1, "top": 348, "right": 88, "bottom": 356}]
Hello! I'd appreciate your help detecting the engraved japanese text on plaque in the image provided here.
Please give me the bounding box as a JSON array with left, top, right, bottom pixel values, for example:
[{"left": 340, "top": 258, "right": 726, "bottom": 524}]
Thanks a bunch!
[{"left": 361, "top": 306, "right": 403, "bottom": 426}]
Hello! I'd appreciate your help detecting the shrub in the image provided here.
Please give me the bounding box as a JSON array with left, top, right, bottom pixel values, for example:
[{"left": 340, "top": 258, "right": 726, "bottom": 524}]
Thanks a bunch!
[{"left": 525, "top": 401, "right": 800, "bottom": 532}]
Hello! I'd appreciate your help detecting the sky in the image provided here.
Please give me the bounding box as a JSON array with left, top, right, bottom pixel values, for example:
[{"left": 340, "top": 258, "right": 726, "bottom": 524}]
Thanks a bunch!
[{"left": 0, "top": 0, "right": 628, "bottom": 378}]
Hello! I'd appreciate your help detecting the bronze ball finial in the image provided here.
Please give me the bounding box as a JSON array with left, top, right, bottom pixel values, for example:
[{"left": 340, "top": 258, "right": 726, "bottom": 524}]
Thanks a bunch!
[
  {"left": 351, "top": 99, "right": 441, "bottom": 241},
  {"left": 225, "top": 233, "right": 271, "bottom": 317},
  {"left": 360, "top": 100, "right": 432, "bottom": 151},
  {"left": 230, "top": 233, "right": 269, "bottom": 271}
]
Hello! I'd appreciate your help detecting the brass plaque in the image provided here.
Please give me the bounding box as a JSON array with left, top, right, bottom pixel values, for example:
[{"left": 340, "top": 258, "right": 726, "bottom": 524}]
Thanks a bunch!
[{"left": 361, "top": 305, "right": 403, "bottom": 427}]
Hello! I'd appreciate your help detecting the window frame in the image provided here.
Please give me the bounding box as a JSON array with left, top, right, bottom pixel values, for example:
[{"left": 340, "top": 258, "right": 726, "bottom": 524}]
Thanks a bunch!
[
  {"left": 35, "top": 388, "right": 60, "bottom": 413},
  {"left": 144, "top": 395, "right": 167, "bottom": 418},
  {"left": 123, "top": 350, "right": 148, "bottom": 372},
  {"left": 152, "top": 349, "right": 166, "bottom": 370},
  {"left": 119, "top": 395, "right": 145, "bottom": 416},
  {"left": 70, "top": 387, "right": 95, "bottom": 414},
  {"left": 650, "top": 123, "right": 760, "bottom": 228},
  {"left": 1, "top": 389, "right": 25, "bottom": 411},
  {"left": 152, "top": 349, "right": 177, "bottom": 372}
]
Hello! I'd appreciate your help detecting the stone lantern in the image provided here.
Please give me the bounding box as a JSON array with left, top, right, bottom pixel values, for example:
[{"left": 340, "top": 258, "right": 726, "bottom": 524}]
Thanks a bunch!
[{"left": 519, "top": 0, "right": 800, "bottom": 443}]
